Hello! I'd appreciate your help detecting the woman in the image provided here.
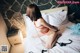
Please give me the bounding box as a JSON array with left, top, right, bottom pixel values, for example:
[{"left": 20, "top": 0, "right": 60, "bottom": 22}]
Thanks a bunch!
[{"left": 26, "top": 4, "right": 60, "bottom": 49}]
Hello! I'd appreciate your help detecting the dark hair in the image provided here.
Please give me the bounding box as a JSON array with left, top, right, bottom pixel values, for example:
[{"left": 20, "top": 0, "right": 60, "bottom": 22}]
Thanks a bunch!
[{"left": 27, "top": 4, "right": 42, "bottom": 21}]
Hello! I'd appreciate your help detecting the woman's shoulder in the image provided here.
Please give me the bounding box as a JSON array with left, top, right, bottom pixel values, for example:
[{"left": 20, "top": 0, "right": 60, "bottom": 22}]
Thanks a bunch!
[
  {"left": 34, "top": 18, "right": 43, "bottom": 27},
  {"left": 37, "top": 18, "right": 44, "bottom": 23}
]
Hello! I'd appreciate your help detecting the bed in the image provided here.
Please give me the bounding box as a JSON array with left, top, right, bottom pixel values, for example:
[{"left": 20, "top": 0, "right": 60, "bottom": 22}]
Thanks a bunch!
[{"left": 23, "top": 6, "right": 80, "bottom": 53}]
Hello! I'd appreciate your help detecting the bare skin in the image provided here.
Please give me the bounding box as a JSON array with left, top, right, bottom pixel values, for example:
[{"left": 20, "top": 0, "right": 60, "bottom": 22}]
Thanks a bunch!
[
  {"left": 33, "top": 18, "right": 60, "bottom": 49},
  {"left": 26, "top": 6, "right": 60, "bottom": 49}
]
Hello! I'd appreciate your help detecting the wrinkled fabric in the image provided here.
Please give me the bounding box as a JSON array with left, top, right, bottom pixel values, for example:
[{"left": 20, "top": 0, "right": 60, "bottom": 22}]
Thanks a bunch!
[{"left": 68, "top": 23, "right": 80, "bottom": 35}]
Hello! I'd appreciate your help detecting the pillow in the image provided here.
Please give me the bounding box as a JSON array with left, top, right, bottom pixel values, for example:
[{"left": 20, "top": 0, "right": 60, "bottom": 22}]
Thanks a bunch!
[
  {"left": 47, "top": 10, "right": 67, "bottom": 27},
  {"left": 23, "top": 14, "right": 38, "bottom": 37}
]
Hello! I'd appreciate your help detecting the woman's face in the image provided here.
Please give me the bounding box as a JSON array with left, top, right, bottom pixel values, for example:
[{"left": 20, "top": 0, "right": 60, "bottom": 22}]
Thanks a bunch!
[{"left": 26, "top": 7, "right": 31, "bottom": 17}]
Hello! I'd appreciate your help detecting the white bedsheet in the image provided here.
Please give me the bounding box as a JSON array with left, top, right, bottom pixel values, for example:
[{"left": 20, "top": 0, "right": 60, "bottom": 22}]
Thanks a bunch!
[
  {"left": 24, "top": 29, "right": 80, "bottom": 53},
  {"left": 23, "top": 17, "right": 80, "bottom": 53}
]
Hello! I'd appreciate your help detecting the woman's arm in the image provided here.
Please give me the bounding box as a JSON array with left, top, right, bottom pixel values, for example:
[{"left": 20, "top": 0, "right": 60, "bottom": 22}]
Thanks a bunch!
[
  {"left": 40, "top": 18, "right": 59, "bottom": 32},
  {"left": 39, "top": 18, "right": 61, "bottom": 48}
]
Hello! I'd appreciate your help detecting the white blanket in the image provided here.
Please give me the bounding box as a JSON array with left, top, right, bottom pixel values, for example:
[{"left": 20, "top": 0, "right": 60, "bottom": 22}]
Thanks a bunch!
[{"left": 23, "top": 16, "right": 80, "bottom": 53}]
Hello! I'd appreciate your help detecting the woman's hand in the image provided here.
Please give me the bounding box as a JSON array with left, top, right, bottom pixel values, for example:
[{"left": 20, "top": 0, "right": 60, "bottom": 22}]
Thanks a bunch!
[{"left": 40, "top": 18, "right": 59, "bottom": 32}]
